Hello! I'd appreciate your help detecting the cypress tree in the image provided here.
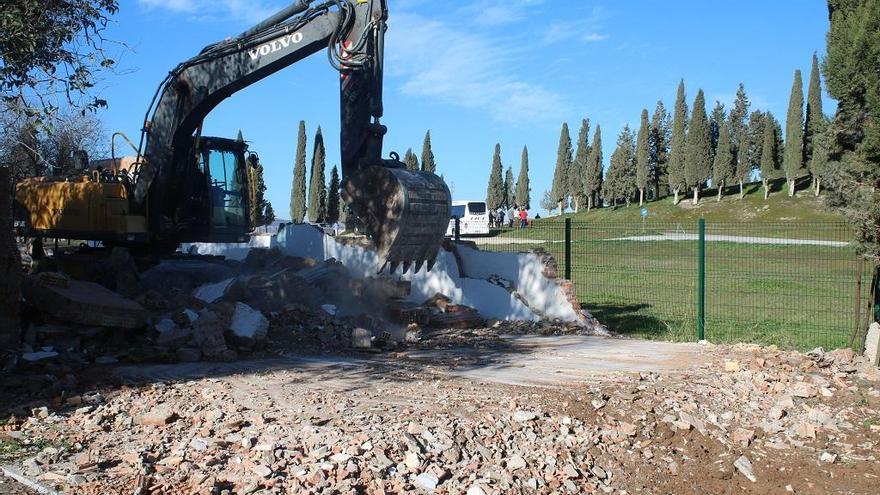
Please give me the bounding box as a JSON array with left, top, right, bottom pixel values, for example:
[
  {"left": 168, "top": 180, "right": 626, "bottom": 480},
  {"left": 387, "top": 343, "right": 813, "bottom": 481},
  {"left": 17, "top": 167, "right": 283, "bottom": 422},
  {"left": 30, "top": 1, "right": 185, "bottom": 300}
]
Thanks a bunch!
[
  {"left": 729, "top": 83, "right": 751, "bottom": 153},
  {"left": 668, "top": 79, "right": 688, "bottom": 204},
  {"left": 404, "top": 148, "right": 419, "bottom": 171},
  {"left": 809, "top": 127, "right": 832, "bottom": 197},
  {"left": 307, "top": 126, "right": 326, "bottom": 223},
  {"left": 684, "top": 89, "right": 712, "bottom": 204},
  {"left": 421, "top": 130, "right": 436, "bottom": 174},
  {"left": 318, "top": 188, "right": 327, "bottom": 224},
  {"left": 747, "top": 110, "right": 766, "bottom": 176},
  {"left": 486, "top": 143, "right": 504, "bottom": 210},
  {"left": 805, "top": 52, "right": 827, "bottom": 195},
  {"left": 760, "top": 112, "right": 781, "bottom": 199},
  {"left": 239, "top": 130, "right": 258, "bottom": 228},
  {"left": 713, "top": 119, "right": 735, "bottom": 201},
  {"left": 783, "top": 69, "right": 805, "bottom": 196},
  {"left": 824, "top": 0, "right": 880, "bottom": 256},
  {"left": 572, "top": 119, "right": 591, "bottom": 211},
  {"left": 551, "top": 122, "right": 572, "bottom": 213},
  {"left": 504, "top": 167, "right": 515, "bottom": 209},
  {"left": 649, "top": 101, "right": 671, "bottom": 200},
  {"left": 635, "top": 109, "right": 650, "bottom": 205},
  {"left": 254, "top": 164, "right": 267, "bottom": 229},
  {"left": 515, "top": 146, "right": 531, "bottom": 209},
  {"left": 603, "top": 126, "right": 636, "bottom": 207},
  {"left": 734, "top": 127, "right": 752, "bottom": 199},
  {"left": 263, "top": 202, "right": 275, "bottom": 233},
  {"left": 710, "top": 101, "right": 726, "bottom": 158},
  {"left": 584, "top": 126, "right": 603, "bottom": 210},
  {"left": 339, "top": 194, "right": 349, "bottom": 229},
  {"left": 327, "top": 165, "right": 340, "bottom": 224},
  {"left": 291, "top": 121, "right": 308, "bottom": 223}
]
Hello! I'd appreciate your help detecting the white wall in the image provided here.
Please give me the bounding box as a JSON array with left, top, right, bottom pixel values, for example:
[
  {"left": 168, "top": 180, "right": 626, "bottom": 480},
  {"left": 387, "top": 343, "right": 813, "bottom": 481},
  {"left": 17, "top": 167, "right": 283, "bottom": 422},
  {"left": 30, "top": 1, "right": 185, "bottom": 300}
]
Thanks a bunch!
[{"left": 186, "top": 225, "right": 581, "bottom": 323}]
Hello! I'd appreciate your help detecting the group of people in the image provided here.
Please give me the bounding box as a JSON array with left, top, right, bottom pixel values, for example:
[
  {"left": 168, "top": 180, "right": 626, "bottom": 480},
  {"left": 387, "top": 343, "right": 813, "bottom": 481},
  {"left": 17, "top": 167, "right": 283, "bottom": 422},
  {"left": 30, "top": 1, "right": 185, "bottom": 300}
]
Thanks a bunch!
[{"left": 488, "top": 205, "right": 529, "bottom": 229}]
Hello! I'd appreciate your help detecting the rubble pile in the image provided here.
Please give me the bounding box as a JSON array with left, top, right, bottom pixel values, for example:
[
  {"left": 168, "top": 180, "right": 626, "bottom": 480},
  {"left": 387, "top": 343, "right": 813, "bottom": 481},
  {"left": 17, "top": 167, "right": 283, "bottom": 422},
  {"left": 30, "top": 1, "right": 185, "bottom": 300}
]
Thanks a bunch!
[
  {"left": 15, "top": 244, "right": 549, "bottom": 371},
  {"left": 2, "top": 342, "right": 878, "bottom": 494}
]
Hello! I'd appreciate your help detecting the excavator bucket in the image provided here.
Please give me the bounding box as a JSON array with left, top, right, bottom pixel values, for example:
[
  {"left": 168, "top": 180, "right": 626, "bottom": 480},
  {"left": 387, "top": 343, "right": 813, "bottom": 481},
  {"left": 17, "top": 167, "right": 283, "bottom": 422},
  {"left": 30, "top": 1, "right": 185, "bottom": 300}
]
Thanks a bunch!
[{"left": 345, "top": 166, "right": 451, "bottom": 273}]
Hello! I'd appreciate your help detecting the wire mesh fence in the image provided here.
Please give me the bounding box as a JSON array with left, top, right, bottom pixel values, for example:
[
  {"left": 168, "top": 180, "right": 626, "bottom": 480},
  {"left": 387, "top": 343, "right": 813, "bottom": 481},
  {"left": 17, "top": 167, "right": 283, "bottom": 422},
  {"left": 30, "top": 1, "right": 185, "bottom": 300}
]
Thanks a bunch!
[{"left": 472, "top": 219, "right": 872, "bottom": 351}]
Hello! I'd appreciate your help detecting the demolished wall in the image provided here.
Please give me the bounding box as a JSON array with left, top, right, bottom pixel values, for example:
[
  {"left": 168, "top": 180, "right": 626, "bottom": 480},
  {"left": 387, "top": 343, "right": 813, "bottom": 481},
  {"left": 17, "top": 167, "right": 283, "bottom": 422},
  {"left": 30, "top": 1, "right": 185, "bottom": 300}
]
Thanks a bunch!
[{"left": 187, "top": 225, "right": 584, "bottom": 324}]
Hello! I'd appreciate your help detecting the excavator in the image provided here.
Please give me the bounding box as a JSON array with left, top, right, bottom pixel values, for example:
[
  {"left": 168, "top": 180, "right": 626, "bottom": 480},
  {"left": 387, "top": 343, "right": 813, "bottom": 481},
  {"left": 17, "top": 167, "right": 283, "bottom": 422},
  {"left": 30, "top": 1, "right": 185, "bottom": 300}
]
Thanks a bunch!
[{"left": 13, "top": 0, "right": 451, "bottom": 273}]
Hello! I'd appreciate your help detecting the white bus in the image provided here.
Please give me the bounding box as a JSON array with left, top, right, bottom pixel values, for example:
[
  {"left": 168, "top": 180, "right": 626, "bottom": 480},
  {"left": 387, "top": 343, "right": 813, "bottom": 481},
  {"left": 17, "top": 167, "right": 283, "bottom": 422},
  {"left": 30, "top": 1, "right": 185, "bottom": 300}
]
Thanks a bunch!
[{"left": 446, "top": 200, "right": 490, "bottom": 236}]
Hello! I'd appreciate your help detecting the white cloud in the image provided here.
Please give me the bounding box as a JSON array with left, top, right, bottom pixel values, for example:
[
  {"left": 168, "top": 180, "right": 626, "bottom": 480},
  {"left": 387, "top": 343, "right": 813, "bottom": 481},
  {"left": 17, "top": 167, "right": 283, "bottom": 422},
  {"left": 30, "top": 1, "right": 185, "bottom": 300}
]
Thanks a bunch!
[
  {"left": 386, "top": 13, "right": 567, "bottom": 123},
  {"left": 138, "top": 0, "right": 278, "bottom": 24},
  {"left": 583, "top": 32, "right": 609, "bottom": 42},
  {"left": 541, "top": 5, "right": 609, "bottom": 45},
  {"left": 454, "top": 0, "right": 548, "bottom": 27}
]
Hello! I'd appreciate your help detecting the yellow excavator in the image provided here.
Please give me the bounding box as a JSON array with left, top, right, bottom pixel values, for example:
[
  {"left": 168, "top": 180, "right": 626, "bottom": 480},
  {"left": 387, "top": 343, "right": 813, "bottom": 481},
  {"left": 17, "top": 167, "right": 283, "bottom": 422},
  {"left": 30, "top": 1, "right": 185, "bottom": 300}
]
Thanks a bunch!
[{"left": 14, "top": 0, "right": 451, "bottom": 273}]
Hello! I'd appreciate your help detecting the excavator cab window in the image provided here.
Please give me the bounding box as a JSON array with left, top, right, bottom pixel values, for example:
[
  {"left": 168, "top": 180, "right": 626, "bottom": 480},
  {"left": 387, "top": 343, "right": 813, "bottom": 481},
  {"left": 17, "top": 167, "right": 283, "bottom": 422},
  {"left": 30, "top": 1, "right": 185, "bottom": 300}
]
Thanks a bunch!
[{"left": 201, "top": 142, "right": 248, "bottom": 236}]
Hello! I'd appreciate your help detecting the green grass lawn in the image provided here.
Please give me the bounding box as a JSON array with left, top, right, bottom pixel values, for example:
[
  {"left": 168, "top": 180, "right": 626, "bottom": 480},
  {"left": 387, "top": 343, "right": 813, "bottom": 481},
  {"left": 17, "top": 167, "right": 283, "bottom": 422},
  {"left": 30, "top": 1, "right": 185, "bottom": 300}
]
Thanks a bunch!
[{"left": 479, "top": 186, "right": 868, "bottom": 351}]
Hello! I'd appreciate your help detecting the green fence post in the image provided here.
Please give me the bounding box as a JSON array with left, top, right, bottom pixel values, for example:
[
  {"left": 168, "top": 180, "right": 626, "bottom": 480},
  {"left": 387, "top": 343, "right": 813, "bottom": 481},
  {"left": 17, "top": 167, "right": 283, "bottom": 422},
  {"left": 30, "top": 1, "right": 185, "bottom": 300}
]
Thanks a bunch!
[
  {"left": 564, "top": 218, "right": 572, "bottom": 280},
  {"left": 697, "top": 217, "right": 706, "bottom": 341}
]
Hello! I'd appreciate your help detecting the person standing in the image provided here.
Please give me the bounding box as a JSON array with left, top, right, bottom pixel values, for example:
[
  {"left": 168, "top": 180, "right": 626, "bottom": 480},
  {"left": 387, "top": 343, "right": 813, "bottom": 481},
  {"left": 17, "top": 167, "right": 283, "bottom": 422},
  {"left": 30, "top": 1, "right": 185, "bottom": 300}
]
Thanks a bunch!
[
  {"left": 508, "top": 205, "right": 517, "bottom": 228},
  {"left": 498, "top": 208, "right": 505, "bottom": 229},
  {"left": 488, "top": 209, "right": 496, "bottom": 228},
  {"left": 519, "top": 207, "right": 528, "bottom": 229}
]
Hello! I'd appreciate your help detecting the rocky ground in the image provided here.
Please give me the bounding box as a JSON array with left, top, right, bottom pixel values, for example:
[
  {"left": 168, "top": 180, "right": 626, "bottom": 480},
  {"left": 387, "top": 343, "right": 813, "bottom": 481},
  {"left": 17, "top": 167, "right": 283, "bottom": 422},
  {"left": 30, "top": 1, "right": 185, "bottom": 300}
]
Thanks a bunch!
[
  {"left": 3, "top": 245, "right": 879, "bottom": 494},
  {"left": 1, "top": 331, "right": 879, "bottom": 495}
]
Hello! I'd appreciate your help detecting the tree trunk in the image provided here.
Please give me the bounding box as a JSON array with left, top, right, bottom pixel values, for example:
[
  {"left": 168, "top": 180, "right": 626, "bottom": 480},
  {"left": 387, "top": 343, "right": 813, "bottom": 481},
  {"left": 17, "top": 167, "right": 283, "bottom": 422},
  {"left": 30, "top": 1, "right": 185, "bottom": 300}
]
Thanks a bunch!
[
  {"left": 739, "top": 180, "right": 744, "bottom": 199},
  {"left": 558, "top": 201, "right": 565, "bottom": 214},
  {"left": 587, "top": 196, "right": 593, "bottom": 212},
  {"left": 0, "top": 167, "right": 22, "bottom": 361},
  {"left": 692, "top": 187, "right": 699, "bottom": 205},
  {"left": 762, "top": 179, "right": 769, "bottom": 200},
  {"left": 673, "top": 188, "right": 680, "bottom": 205},
  {"left": 639, "top": 188, "right": 644, "bottom": 206},
  {"left": 654, "top": 182, "right": 660, "bottom": 201},
  {"left": 814, "top": 177, "right": 821, "bottom": 197},
  {"left": 788, "top": 179, "right": 796, "bottom": 197},
  {"left": 573, "top": 197, "right": 579, "bottom": 213},
  {"left": 717, "top": 180, "right": 723, "bottom": 202}
]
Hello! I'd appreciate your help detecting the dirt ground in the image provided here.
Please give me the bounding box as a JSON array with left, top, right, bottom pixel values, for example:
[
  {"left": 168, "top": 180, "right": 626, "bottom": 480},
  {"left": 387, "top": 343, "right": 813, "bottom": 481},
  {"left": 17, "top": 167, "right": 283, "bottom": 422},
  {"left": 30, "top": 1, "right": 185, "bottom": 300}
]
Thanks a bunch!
[{"left": 1, "top": 326, "right": 879, "bottom": 495}]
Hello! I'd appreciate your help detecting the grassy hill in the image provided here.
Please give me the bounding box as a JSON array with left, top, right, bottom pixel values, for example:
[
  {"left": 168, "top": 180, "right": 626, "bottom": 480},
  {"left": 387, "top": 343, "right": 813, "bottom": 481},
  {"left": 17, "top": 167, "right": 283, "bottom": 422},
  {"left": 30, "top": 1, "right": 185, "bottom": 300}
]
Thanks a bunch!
[
  {"left": 487, "top": 177, "right": 864, "bottom": 351},
  {"left": 532, "top": 177, "right": 843, "bottom": 226}
]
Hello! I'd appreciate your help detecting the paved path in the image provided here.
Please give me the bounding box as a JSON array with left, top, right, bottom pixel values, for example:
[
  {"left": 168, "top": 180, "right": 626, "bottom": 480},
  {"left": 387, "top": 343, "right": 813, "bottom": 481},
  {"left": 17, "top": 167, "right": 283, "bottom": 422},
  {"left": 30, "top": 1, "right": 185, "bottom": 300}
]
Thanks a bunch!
[
  {"left": 609, "top": 232, "right": 848, "bottom": 247},
  {"left": 473, "top": 237, "right": 560, "bottom": 245},
  {"left": 406, "top": 335, "right": 707, "bottom": 386},
  {"left": 114, "top": 335, "right": 707, "bottom": 389}
]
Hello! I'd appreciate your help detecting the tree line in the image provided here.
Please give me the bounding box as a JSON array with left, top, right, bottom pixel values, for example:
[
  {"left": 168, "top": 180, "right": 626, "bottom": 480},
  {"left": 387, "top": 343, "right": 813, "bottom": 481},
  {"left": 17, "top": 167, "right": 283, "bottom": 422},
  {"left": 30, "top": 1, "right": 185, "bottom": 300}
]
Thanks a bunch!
[
  {"left": 513, "top": 53, "right": 830, "bottom": 215},
  {"left": 485, "top": 144, "right": 532, "bottom": 211},
  {"left": 288, "top": 124, "right": 437, "bottom": 226}
]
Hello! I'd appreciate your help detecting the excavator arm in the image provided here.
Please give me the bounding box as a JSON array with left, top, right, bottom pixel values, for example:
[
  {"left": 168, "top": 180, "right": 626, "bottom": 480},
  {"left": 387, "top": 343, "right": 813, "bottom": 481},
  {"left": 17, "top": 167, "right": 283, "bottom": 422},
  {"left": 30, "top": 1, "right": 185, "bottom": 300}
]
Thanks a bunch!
[{"left": 135, "top": 0, "right": 450, "bottom": 271}]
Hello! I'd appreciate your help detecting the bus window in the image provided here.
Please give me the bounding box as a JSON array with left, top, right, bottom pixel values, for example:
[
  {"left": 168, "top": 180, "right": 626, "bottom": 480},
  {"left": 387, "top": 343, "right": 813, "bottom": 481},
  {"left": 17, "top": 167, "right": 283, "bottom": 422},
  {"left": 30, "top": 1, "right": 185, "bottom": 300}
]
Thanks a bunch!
[{"left": 467, "top": 202, "right": 486, "bottom": 214}]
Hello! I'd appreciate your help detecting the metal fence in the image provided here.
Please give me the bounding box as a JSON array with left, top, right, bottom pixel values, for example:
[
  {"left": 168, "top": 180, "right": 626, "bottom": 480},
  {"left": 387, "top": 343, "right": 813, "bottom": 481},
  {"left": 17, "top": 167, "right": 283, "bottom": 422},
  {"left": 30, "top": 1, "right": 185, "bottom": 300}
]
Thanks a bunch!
[{"left": 470, "top": 219, "right": 874, "bottom": 351}]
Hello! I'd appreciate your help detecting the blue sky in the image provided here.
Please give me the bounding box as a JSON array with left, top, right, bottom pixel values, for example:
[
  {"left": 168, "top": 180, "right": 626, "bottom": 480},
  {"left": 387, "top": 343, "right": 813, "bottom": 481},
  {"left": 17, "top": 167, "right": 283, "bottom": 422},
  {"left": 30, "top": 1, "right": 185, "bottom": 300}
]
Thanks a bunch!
[{"left": 98, "top": 0, "right": 834, "bottom": 217}]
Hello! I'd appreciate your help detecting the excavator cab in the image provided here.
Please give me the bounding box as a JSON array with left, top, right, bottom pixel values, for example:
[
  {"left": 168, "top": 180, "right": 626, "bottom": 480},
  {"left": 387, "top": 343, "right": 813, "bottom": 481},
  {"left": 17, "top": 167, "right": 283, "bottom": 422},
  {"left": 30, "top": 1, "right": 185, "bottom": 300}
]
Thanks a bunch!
[{"left": 194, "top": 137, "right": 251, "bottom": 242}]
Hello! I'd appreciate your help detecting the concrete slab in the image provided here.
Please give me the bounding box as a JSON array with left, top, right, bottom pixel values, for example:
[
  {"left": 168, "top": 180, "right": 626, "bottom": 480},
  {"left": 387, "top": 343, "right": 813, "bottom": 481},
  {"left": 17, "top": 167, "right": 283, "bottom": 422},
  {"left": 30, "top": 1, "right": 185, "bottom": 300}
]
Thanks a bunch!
[
  {"left": 407, "top": 335, "right": 709, "bottom": 386},
  {"left": 114, "top": 335, "right": 708, "bottom": 389}
]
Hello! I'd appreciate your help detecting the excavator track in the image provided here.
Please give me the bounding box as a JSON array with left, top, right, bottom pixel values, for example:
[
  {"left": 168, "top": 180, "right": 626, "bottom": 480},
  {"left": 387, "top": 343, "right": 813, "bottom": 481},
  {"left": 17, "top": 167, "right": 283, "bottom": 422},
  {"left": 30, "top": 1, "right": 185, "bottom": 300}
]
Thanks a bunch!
[{"left": 345, "top": 166, "right": 451, "bottom": 273}]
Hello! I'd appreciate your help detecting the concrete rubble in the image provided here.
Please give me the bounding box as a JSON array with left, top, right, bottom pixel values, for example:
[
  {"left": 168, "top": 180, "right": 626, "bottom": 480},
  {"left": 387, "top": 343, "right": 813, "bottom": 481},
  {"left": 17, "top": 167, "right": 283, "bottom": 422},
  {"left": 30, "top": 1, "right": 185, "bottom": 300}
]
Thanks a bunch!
[
  {"left": 1, "top": 339, "right": 878, "bottom": 494},
  {"left": 0, "top": 222, "right": 613, "bottom": 380}
]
